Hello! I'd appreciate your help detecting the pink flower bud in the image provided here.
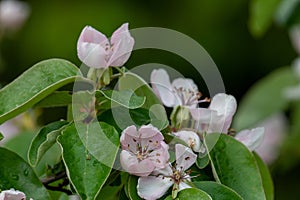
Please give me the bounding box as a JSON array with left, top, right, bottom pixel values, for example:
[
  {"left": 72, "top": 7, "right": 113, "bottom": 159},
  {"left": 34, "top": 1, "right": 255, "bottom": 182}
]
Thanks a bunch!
[{"left": 77, "top": 23, "right": 134, "bottom": 68}]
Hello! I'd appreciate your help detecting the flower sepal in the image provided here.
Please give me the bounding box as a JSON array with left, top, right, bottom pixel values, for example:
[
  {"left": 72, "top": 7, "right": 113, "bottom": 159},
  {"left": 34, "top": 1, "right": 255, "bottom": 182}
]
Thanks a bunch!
[
  {"left": 87, "top": 67, "right": 113, "bottom": 89},
  {"left": 170, "top": 105, "right": 191, "bottom": 130}
]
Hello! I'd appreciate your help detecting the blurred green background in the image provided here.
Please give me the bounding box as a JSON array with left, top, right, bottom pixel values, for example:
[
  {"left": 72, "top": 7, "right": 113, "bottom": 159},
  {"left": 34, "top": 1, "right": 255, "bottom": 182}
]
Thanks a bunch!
[{"left": 0, "top": 0, "right": 299, "bottom": 199}]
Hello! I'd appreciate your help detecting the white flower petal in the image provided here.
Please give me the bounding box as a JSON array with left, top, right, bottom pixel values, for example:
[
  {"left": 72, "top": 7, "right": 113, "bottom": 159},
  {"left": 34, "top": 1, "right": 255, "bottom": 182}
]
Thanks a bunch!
[
  {"left": 139, "top": 124, "right": 163, "bottom": 139},
  {"left": 173, "top": 131, "right": 201, "bottom": 152},
  {"left": 190, "top": 108, "right": 215, "bottom": 122},
  {"left": 0, "top": 189, "right": 26, "bottom": 200},
  {"left": 77, "top": 42, "right": 107, "bottom": 68},
  {"left": 108, "top": 23, "right": 135, "bottom": 66},
  {"left": 78, "top": 26, "right": 108, "bottom": 45},
  {"left": 178, "top": 182, "right": 192, "bottom": 192},
  {"left": 172, "top": 78, "right": 198, "bottom": 93},
  {"left": 172, "top": 78, "right": 199, "bottom": 108},
  {"left": 151, "top": 69, "right": 177, "bottom": 107},
  {"left": 77, "top": 26, "right": 110, "bottom": 68},
  {"left": 175, "top": 144, "right": 197, "bottom": 171},
  {"left": 148, "top": 142, "right": 170, "bottom": 169},
  {"left": 137, "top": 176, "right": 173, "bottom": 200},
  {"left": 120, "top": 150, "right": 154, "bottom": 176},
  {"left": 190, "top": 108, "right": 219, "bottom": 133},
  {"left": 235, "top": 127, "right": 265, "bottom": 151},
  {"left": 152, "top": 165, "right": 173, "bottom": 176},
  {"left": 209, "top": 93, "right": 237, "bottom": 133}
]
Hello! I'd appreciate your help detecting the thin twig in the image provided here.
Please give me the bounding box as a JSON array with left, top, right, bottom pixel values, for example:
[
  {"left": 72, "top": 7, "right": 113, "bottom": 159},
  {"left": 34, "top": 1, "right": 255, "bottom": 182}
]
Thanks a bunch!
[
  {"left": 44, "top": 185, "right": 72, "bottom": 195},
  {"left": 41, "top": 171, "right": 67, "bottom": 185}
]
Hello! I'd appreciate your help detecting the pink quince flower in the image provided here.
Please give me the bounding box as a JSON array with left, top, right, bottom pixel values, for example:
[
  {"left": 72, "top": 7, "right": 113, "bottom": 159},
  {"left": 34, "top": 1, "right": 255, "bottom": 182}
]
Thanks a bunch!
[
  {"left": 173, "top": 130, "right": 204, "bottom": 153},
  {"left": 190, "top": 93, "right": 237, "bottom": 133},
  {"left": 150, "top": 69, "right": 204, "bottom": 108},
  {"left": 174, "top": 127, "right": 264, "bottom": 153},
  {"left": 77, "top": 23, "right": 134, "bottom": 69},
  {"left": 0, "top": 188, "right": 28, "bottom": 200},
  {"left": 120, "top": 124, "right": 169, "bottom": 176},
  {"left": 175, "top": 93, "right": 264, "bottom": 152},
  {"left": 137, "top": 144, "right": 197, "bottom": 200}
]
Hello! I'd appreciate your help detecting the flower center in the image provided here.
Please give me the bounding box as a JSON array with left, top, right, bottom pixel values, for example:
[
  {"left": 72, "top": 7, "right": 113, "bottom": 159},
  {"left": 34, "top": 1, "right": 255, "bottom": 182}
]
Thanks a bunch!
[
  {"left": 188, "top": 138, "right": 196, "bottom": 148},
  {"left": 133, "top": 143, "right": 153, "bottom": 162},
  {"left": 172, "top": 170, "right": 183, "bottom": 184},
  {"left": 173, "top": 87, "right": 200, "bottom": 106}
]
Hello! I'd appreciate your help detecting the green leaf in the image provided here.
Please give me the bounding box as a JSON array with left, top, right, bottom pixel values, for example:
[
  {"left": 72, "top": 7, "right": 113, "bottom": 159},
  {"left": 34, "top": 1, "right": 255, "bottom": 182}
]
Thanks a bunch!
[
  {"left": 0, "top": 58, "right": 82, "bottom": 124},
  {"left": 193, "top": 181, "right": 243, "bottom": 200},
  {"left": 28, "top": 120, "right": 69, "bottom": 166},
  {"left": 97, "top": 90, "right": 145, "bottom": 109},
  {"left": 73, "top": 121, "right": 120, "bottom": 167},
  {"left": 248, "top": 0, "right": 281, "bottom": 37},
  {"left": 57, "top": 122, "right": 117, "bottom": 200},
  {"left": 3, "top": 130, "right": 61, "bottom": 177},
  {"left": 3, "top": 131, "right": 35, "bottom": 160},
  {"left": 96, "top": 186, "right": 123, "bottom": 200},
  {"left": 208, "top": 133, "right": 266, "bottom": 200},
  {"left": 0, "top": 147, "right": 51, "bottom": 199},
  {"left": 196, "top": 154, "right": 210, "bottom": 169},
  {"left": 118, "top": 72, "right": 168, "bottom": 130},
  {"left": 0, "top": 132, "right": 3, "bottom": 141},
  {"left": 233, "top": 67, "right": 298, "bottom": 130},
  {"left": 165, "top": 188, "right": 212, "bottom": 200},
  {"left": 35, "top": 91, "right": 73, "bottom": 108},
  {"left": 254, "top": 153, "right": 274, "bottom": 200},
  {"left": 125, "top": 175, "right": 142, "bottom": 200}
]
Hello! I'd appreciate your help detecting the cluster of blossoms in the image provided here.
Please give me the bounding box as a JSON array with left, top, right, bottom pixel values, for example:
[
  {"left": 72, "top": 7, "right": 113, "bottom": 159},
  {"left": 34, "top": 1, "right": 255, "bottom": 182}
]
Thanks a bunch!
[
  {"left": 117, "top": 69, "right": 265, "bottom": 199},
  {"left": 77, "top": 23, "right": 265, "bottom": 200},
  {"left": 151, "top": 68, "right": 265, "bottom": 152}
]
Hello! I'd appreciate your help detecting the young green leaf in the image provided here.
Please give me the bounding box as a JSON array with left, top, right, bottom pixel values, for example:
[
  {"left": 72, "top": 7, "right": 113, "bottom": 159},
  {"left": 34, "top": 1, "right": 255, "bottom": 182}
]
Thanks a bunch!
[
  {"left": 118, "top": 72, "right": 168, "bottom": 130},
  {"left": 96, "top": 185, "right": 123, "bottom": 200},
  {"left": 0, "top": 58, "right": 82, "bottom": 124},
  {"left": 57, "top": 123, "right": 117, "bottom": 200},
  {"left": 125, "top": 175, "right": 142, "bottom": 200},
  {"left": 233, "top": 67, "right": 298, "bottom": 130},
  {"left": 0, "top": 147, "right": 51, "bottom": 199},
  {"left": 97, "top": 107, "right": 153, "bottom": 133},
  {"left": 97, "top": 90, "right": 146, "bottom": 109},
  {"left": 164, "top": 188, "right": 212, "bottom": 200},
  {"left": 196, "top": 154, "right": 210, "bottom": 169},
  {"left": 207, "top": 133, "right": 266, "bottom": 200},
  {"left": 193, "top": 181, "right": 243, "bottom": 200},
  {"left": 73, "top": 121, "right": 120, "bottom": 166},
  {"left": 28, "top": 120, "right": 69, "bottom": 166},
  {"left": 254, "top": 152, "right": 274, "bottom": 200}
]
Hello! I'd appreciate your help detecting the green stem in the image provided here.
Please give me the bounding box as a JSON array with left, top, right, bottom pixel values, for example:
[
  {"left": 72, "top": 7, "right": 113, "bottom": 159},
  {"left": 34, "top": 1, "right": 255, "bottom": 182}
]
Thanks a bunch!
[
  {"left": 203, "top": 133, "right": 221, "bottom": 183},
  {"left": 67, "top": 104, "right": 73, "bottom": 122},
  {"left": 113, "top": 66, "right": 125, "bottom": 76}
]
